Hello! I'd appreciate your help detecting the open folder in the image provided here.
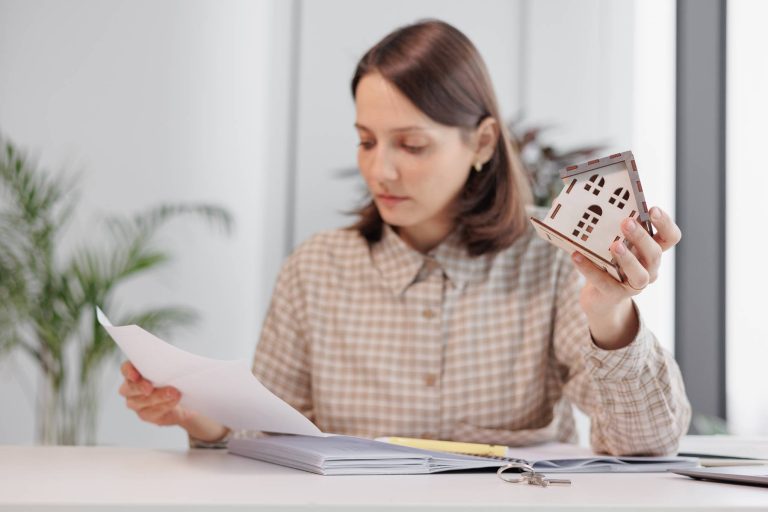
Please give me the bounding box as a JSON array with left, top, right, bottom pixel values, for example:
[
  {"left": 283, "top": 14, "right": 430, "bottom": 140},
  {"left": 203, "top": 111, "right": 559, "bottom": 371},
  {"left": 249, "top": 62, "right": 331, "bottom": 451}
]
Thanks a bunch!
[
  {"left": 98, "top": 308, "right": 698, "bottom": 476},
  {"left": 227, "top": 435, "right": 699, "bottom": 475}
]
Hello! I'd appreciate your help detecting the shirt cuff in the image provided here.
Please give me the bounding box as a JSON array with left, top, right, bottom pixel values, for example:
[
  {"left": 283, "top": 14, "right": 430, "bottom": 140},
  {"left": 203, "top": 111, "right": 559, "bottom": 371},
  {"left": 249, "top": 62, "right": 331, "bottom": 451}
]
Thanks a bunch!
[
  {"left": 188, "top": 429, "right": 232, "bottom": 449},
  {"left": 583, "top": 301, "right": 652, "bottom": 381}
]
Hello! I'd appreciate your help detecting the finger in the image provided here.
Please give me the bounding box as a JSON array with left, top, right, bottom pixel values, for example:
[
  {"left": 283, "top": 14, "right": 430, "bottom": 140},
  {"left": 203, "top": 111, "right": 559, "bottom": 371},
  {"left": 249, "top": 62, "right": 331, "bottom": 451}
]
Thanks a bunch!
[
  {"left": 119, "top": 377, "right": 154, "bottom": 398},
  {"left": 126, "top": 387, "right": 180, "bottom": 411},
  {"left": 649, "top": 207, "right": 682, "bottom": 252},
  {"left": 611, "top": 241, "right": 651, "bottom": 292},
  {"left": 571, "top": 252, "right": 623, "bottom": 297},
  {"left": 621, "top": 217, "right": 662, "bottom": 280},
  {"left": 120, "top": 361, "right": 141, "bottom": 382},
  {"left": 119, "top": 380, "right": 149, "bottom": 398},
  {"left": 118, "top": 381, "right": 133, "bottom": 398},
  {"left": 138, "top": 402, "right": 184, "bottom": 426}
]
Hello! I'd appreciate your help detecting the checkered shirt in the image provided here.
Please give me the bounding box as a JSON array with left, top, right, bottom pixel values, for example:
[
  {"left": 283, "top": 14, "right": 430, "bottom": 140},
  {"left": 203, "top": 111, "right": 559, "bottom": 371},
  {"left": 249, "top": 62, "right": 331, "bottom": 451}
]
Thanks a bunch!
[{"left": 245, "top": 209, "right": 691, "bottom": 455}]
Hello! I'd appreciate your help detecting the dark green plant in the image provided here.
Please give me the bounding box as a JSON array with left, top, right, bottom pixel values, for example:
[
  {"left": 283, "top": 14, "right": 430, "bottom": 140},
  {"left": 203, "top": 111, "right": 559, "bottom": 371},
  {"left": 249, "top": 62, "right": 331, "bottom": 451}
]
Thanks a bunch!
[
  {"left": 691, "top": 414, "right": 730, "bottom": 435},
  {"left": 507, "top": 119, "right": 605, "bottom": 207},
  {"left": 0, "top": 136, "right": 232, "bottom": 444}
]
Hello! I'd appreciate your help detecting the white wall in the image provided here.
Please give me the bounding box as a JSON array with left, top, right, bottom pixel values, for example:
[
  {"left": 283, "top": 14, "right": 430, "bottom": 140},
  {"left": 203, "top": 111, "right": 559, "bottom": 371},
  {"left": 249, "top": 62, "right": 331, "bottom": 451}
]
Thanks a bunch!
[
  {"left": 524, "top": 0, "right": 635, "bottom": 151},
  {"left": 726, "top": 0, "right": 768, "bottom": 436},
  {"left": 629, "top": 0, "right": 676, "bottom": 356},
  {"left": 0, "top": 0, "right": 286, "bottom": 447}
]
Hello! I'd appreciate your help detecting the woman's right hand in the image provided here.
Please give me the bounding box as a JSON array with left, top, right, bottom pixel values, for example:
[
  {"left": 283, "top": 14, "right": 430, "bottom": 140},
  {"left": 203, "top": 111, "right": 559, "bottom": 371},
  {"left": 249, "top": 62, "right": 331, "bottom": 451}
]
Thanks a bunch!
[
  {"left": 118, "top": 361, "right": 230, "bottom": 443},
  {"left": 119, "top": 361, "right": 188, "bottom": 426}
]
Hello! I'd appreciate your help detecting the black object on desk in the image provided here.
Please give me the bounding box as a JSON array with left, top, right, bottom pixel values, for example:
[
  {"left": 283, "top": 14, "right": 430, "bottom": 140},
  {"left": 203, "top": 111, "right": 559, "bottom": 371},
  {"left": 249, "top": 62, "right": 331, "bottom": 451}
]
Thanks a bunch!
[{"left": 673, "top": 466, "right": 768, "bottom": 488}]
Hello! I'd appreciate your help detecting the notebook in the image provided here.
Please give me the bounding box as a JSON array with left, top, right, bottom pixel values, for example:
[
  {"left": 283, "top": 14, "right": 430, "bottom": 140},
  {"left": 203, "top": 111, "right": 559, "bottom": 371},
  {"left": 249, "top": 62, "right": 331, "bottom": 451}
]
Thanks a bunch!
[{"left": 227, "top": 434, "right": 700, "bottom": 476}]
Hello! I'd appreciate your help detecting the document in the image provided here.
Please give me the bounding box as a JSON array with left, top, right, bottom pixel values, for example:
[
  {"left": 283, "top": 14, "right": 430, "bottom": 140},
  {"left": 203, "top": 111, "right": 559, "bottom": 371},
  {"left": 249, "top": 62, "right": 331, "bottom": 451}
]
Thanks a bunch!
[{"left": 97, "top": 308, "right": 323, "bottom": 436}]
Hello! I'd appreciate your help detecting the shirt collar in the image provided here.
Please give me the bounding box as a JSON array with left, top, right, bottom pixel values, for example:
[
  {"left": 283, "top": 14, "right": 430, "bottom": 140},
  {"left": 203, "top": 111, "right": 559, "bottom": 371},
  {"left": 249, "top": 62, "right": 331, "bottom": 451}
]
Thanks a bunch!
[
  {"left": 370, "top": 224, "right": 424, "bottom": 296},
  {"left": 370, "top": 224, "right": 489, "bottom": 296},
  {"left": 430, "top": 228, "right": 490, "bottom": 290}
]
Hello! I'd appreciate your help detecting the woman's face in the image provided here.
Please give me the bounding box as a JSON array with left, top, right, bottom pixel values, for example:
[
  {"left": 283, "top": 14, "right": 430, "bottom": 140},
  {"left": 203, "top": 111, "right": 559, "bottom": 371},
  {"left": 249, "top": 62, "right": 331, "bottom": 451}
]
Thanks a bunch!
[{"left": 354, "top": 73, "right": 478, "bottom": 246}]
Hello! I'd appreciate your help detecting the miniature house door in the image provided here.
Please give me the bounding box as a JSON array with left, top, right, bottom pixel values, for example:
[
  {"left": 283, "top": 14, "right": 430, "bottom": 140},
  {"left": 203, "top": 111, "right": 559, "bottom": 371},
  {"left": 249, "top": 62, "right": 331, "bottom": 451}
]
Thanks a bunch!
[{"left": 573, "top": 205, "right": 602, "bottom": 242}]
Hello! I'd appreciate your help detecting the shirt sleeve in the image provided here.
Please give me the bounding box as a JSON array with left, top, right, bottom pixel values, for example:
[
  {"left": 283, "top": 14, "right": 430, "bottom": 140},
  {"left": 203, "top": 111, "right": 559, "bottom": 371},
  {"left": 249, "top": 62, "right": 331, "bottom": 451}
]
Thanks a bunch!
[
  {"left": 551, "top": 253, "right": 692, "bottom": 456},
  {"left": 188, "top": 429, "right": 232, "bottom": 449}
]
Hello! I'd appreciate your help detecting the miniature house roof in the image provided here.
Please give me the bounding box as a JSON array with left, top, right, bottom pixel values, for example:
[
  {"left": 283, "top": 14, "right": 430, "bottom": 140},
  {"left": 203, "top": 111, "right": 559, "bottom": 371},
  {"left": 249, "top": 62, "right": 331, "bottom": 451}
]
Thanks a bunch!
[{"left": 560, "top": 150, "right": 652, "bottom": 234}]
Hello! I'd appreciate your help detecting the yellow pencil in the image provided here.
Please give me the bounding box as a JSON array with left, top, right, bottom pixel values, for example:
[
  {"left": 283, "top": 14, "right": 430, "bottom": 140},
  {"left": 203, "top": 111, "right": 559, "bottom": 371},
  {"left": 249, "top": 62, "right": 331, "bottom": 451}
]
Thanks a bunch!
[{"left": 376, "top": 436, "right": 508, "bottom": 458}]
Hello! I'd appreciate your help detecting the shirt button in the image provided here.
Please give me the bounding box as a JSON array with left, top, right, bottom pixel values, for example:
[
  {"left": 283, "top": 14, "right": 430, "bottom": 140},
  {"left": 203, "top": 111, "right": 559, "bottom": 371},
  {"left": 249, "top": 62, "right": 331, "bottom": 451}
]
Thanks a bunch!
[
  {"left": 424, "top": 373, "right": 438, "bottom": 387},
  {"left": 422, "top": 309, "right": 436, "bottom": 319}
]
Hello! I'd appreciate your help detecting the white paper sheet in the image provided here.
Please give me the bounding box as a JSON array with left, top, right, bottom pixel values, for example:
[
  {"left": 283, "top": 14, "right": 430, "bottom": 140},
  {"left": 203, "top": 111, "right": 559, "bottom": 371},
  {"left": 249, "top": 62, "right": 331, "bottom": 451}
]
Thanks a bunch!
[{"left": 97, "top": 307, "right": 323, "bottom": 436}]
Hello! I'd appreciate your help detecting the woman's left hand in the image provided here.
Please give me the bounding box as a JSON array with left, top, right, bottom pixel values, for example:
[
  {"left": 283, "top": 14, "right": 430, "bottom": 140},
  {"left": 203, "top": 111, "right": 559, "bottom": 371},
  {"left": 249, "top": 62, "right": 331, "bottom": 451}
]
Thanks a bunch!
[{"left": 571, "top": 206, "right": 682, "bottom": 350}]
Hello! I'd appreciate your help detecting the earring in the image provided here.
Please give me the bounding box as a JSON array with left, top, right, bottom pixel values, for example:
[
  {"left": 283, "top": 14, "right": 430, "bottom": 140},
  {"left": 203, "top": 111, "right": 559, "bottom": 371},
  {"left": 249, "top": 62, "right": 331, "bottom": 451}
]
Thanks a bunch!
[{"left": 474, "top": 161, "right": 483, "bottom": 172}]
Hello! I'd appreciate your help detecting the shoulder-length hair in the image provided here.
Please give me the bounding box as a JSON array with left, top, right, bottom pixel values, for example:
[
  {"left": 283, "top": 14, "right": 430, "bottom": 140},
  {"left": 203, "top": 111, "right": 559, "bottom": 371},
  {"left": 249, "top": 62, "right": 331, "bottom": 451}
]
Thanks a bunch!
[{"left": 348, "top": 19, "right": 532, "bottom": 256}]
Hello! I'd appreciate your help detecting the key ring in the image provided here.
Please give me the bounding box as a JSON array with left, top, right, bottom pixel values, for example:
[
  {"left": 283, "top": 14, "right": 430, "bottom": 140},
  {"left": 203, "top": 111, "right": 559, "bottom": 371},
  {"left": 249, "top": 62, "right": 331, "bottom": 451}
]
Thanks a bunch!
[{"left": 496, "top": 462, "right": 536, "bottom": 483}]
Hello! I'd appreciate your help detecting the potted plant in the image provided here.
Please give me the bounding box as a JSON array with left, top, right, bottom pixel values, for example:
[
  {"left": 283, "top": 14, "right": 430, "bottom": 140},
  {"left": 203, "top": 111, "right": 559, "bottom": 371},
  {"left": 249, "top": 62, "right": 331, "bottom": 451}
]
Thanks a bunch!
[
  {"left": 0, "top": 136, "right": 232, "bottom": 445},
  {"left": 506, "top": 118, "right": 605, "bottom": 206}
]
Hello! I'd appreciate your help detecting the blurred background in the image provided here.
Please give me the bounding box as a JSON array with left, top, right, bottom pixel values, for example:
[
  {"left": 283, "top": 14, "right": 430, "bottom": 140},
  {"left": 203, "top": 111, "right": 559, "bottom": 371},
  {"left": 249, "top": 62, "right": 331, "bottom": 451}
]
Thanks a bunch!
[{"left": 0, "top": 0, "right": 764, "bottom": 448}]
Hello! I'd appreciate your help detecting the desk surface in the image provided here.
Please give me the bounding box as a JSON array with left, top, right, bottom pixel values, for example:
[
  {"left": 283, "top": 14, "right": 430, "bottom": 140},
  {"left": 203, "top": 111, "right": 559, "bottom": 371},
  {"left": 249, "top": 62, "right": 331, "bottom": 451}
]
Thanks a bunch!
[{"left": 1, "top": 437, "right": 766, "bottom": 511}]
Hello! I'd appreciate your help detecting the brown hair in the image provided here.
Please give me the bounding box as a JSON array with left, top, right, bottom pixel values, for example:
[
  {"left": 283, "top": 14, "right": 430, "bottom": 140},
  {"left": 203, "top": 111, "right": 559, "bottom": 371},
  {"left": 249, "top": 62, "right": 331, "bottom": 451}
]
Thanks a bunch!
[{"left": 349, "top": 19, "right": 532, "bottom": 256}]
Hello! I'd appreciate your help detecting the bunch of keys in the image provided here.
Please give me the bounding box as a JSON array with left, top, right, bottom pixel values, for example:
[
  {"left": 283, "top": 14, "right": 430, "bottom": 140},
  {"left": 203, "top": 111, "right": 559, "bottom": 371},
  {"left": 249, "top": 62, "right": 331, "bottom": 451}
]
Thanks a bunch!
[{"left": 496, "top": 462, "right": 572, "bottom": 487}]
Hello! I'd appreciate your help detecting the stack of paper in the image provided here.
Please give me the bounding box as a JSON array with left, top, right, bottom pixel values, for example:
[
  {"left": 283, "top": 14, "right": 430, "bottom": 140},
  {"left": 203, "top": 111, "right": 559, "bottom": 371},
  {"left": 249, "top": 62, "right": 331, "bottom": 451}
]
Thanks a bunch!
[{"left": 228, "top": 435, "right": 505, "bottom": 475}]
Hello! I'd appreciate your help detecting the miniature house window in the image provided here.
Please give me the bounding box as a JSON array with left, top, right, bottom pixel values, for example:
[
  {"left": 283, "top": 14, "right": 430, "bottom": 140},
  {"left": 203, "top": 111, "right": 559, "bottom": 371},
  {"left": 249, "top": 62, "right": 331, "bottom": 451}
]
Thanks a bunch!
[
  {"left": 584, "top": 174, "right": 605, "bottom": 196},
  {"left": 572, "top": 205, "right": 603, "bottom": 242},
  {"left": 608, "top": 187, "right": 631, "bottom": 209}
]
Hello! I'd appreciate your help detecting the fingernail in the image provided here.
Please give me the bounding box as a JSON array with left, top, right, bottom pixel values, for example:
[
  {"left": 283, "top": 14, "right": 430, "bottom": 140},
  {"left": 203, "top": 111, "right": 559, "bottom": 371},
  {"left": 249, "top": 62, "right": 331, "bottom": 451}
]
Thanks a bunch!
[
  {"left": 651, "top": 208, "right": 662, "bottom": 221},
  {"left": 165, "top": 389, "right": 177, "bottom": 399},
  {"left": 624, "top": 219, "right": 637, "bottom": 233},
  {"left": 573, "top": 252, "right": 584, "bottom": 263},
  {"left": 614, "top": 242, "right": 626, "bottom": 255}
]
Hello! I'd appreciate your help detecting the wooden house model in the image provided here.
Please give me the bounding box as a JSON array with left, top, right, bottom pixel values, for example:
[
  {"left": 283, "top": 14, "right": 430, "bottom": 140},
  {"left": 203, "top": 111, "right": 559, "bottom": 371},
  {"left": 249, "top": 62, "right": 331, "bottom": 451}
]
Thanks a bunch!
[{"left": 530, "top": 150, "right": 653, "bottom": 282}]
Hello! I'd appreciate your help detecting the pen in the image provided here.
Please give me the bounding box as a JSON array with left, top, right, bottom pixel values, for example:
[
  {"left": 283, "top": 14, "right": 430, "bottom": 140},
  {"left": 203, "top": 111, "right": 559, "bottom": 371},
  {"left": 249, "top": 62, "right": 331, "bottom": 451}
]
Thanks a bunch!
[{"left": 376, "top": 436, "right": 509, "bottom": 458}]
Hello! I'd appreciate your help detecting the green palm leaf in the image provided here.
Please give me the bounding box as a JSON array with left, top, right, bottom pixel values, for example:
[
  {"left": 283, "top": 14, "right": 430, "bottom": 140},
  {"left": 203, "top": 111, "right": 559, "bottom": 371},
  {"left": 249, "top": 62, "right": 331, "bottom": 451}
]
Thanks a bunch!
[{"left": 0, "top": 134, "right": 233, "bottom": 444}]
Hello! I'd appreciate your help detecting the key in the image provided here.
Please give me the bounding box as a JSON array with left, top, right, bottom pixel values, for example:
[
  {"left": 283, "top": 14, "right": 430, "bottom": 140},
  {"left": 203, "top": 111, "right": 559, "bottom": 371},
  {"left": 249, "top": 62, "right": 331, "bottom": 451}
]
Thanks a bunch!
[
  {"left": 528, "top": 474, "right": 572, "bottom": 487},
  {"left": 517, "top": 472, "right": 547, "bottom": 486},
  {"left": 500, "top": 472, "right": 535, "bottom": 484},
  {"left": 496, "top": 463, "right": 572, "bottom": 487},
  {"left": 496, "top": 462, "right": 537, "bottom": 483},
  {"left": 524, "top": 473, "right": 548, "bottom": 487}
]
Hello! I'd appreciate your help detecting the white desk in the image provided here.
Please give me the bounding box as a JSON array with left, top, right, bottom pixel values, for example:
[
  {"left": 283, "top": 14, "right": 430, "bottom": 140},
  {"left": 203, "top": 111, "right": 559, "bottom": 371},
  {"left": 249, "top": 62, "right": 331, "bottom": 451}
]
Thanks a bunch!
[{"left": 0, "top": 437, "right": 766, "bottom": 511}]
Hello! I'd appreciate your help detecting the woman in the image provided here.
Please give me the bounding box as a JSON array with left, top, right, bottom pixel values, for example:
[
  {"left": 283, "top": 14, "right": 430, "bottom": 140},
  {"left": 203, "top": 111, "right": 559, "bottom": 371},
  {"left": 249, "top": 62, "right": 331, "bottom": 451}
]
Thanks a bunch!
[{"left": 119, "top": 20, "right": 690, "bottom": 455}]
